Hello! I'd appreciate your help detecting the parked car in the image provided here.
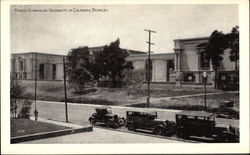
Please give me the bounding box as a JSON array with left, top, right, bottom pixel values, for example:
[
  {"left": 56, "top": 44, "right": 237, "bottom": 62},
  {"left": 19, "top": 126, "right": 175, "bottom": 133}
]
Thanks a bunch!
[
  {"left": 175, "top": 111, "right": 239, "bottom": 142},
  {"left": 88, "top": 106, "right": 125, "bottom": 128},
  {"left": 126, "top": 111, "right": 176, "bottom": 136}
]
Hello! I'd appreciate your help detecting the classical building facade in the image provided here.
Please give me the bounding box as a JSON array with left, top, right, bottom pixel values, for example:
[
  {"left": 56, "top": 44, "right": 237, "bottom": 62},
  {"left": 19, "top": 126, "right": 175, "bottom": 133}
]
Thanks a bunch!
[
  {"left": 127, "top": 37, "right": 237, "bottom": 87},
  {"left": 11, "top": 52, "right": 65, "bottom": 81},
  {"left": 11, "top": 47, "right": 146, "bottom": 81},
  {"left": 11, "top": 37, "right": 238, "bottom": 88}
]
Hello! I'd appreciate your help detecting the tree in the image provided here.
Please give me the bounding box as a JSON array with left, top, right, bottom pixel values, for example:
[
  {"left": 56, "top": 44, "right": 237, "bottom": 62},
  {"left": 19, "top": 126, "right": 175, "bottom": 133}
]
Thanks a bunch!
[
  {"left": 10, "top": 83, "right": 32, "bottom": 119},
  {"left": 10, "top": 84, "right": 22, "bottom": 118},
  {"left": 205, "top": 30, "right": 228, "bottom": 88},
  {"left": 95, "top": 39, "right": 129, "bottom": 87},
  {"left": 226, "top": 26, "right": 239, "bottom": 70},
  {"left": 90, "top": 51, "right": 107, "bottom": 85},
  {"left": 67, "top": 46, "right": 94, "bottom": 91},
  {"left": 122, "top": 69, "right": 145, "bottom": 95}
]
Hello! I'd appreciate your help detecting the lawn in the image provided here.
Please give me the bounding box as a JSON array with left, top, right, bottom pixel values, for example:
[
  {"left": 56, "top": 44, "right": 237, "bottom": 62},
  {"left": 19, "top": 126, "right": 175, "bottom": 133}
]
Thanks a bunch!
[
  {"left": 11, "top": 118, "right": 71, "bottom": 137},
  {"left": 20, "top": 83, "right": 239, "bottom": 118},
  {"left": 22, "top": 84, "right": 222, "bottom": 106},
  {"left": 128, "top": 93, "right": 239, "bottom": 119}
]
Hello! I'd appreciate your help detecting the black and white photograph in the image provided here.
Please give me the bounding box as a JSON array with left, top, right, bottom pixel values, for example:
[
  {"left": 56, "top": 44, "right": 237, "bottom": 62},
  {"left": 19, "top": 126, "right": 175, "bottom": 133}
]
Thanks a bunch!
[{"left": 1, "top": 0, "right": 249, "bottom": 154}]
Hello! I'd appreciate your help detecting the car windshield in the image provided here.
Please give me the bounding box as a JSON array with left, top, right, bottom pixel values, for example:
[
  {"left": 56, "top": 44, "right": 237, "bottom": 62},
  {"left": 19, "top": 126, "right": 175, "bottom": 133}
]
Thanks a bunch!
[
  {"left": 149, "top": 112, "right": 157, "bottom": 117},
  {"left": 107, "top": 108, "right": 112, "bottom": 114}
]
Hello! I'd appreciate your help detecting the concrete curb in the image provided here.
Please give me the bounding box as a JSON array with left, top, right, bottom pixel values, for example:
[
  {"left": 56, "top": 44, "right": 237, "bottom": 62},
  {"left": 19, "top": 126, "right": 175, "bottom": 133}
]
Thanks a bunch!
[{"left": 11, "top": 126, "right": 93, "bottom": 143}]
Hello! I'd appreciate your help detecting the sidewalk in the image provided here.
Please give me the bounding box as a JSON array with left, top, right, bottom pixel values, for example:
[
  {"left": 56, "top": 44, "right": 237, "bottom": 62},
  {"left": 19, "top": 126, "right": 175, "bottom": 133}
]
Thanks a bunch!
[{"left": 30, "top": 116, "right": 84, "bottom": 129}]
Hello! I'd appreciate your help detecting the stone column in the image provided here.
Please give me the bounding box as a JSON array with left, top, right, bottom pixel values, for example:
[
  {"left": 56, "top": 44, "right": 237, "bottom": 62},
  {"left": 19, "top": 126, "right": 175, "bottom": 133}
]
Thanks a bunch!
[
  {"left": 174, "top": 53, "right": 178, "bottom": 71},
  {"left": 196, "top": 50, "right": 200, "bottom": 71},
  {"left": 210, "top": 60, "right": 213, "bottom": 71},
  {"left": 178, "top": 51, "right": 181, "bottom": 71}
]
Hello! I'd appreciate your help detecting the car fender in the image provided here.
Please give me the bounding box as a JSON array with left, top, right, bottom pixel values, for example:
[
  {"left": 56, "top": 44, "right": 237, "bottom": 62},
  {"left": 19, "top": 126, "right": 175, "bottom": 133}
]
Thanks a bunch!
[
  {"left": 154, "top": 124, "right": 166, "bottom": 132},
  {"left": 89, "top": 116, "right": 95, "bottom": 121}
]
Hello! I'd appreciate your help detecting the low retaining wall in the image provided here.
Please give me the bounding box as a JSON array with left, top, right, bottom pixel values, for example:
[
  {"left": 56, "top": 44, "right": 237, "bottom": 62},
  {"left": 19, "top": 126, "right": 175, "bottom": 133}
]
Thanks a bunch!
[{"left": 11, "top": 126, "right": 93, "bottom": 143}]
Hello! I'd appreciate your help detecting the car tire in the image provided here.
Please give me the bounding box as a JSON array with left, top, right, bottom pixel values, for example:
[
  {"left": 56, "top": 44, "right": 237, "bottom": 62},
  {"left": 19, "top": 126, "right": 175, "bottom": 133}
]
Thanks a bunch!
[
  {"left": 155, "top": 127, "right": 165, "bottom": 136},
  {"left": 118, "top": 118, "right": 125, "bottom": 126},
  {"left": 89, "top": 118, "right": 96, "bottom": 126},
  {"left": 106, "top": 120, "right": 113, "bottom": 128},
  {"left": 127, "top": 123, "right": 135, "bottom": 131},
  {"left": 176, "top": 127, "right": 187, "bottom": 139}
]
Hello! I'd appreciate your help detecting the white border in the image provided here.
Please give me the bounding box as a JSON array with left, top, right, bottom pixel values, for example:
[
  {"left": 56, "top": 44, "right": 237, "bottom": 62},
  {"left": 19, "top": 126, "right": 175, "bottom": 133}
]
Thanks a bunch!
[{"left": 1, "top": 0, "right": 249, "bottom": 154}]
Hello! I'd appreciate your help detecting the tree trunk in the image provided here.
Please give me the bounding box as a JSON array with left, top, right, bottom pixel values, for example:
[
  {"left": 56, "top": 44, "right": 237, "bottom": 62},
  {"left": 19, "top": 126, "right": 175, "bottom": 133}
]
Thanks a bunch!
[
  {"left": 97, "top": 74, "right": 100, "bottom": 86},
  {"left": 214, "top": 66, "right": 218, "bottom": 89},
  {"left": 112, "top": 73, "right": 116, "bottom": 87}
]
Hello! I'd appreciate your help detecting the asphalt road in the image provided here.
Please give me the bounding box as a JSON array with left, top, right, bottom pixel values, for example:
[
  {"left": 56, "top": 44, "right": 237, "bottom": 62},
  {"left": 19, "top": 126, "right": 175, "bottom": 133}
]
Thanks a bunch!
[
  {"left": 22, "top": 127, "right": 184, "bottom": 143},
  {"left": 32, "top": 100, "right": 239, "bottom": 127}
]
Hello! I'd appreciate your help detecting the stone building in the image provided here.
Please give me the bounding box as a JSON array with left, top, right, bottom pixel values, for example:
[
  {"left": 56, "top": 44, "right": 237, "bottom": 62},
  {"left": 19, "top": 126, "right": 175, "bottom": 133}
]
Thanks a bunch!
[
  {"left": 11, "top": 52, "right": 65, "bottom": 81},
  {"left": 127, "top": 37, "right": 238, "bottom": 88},
  {"left": 11, "top": 37, "right": 238, "bottom": 88},
  {"left": 126, "top": 53, "right": 175, "bottom": 82},
  {"left": 10, "top": 47, "right": 145, "bottom": 82}
]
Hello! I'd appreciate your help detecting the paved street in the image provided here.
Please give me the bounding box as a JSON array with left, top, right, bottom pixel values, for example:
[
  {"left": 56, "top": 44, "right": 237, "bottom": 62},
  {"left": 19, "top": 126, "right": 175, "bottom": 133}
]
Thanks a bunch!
[
  {"left": 32, "top": 100, "right": 239, "bottom": 127},
  {"left": 22, "top": 127, "right": 184, "bottom": 143}
]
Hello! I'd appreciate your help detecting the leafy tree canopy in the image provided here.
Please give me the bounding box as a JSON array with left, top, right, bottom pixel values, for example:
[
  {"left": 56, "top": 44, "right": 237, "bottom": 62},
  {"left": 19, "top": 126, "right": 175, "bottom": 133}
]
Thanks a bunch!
[
  {"left": 226, "top": 26, "right": 239, "bottom": 68},
  {"left": 67, "top": 46, "right": 94, "bottom": 91},
  {"left": 95, "top": 39, "right": 130, "bottom": 87},
  {"left": 205, "top": 30, "right": 228, "bottom": 70}
]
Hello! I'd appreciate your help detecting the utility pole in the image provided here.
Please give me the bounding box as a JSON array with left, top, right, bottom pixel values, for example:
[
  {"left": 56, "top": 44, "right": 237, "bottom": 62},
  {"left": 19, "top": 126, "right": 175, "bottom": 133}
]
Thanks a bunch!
[
  {"left": 144, "top": 29, "right": 156, "bottom": 108},
  {"left": 34, "top": 53, "right": 38, "bottom": 121},
  {"left": 203, "top": 72, "right": 207, "bottom": 110},
  {"left": 63, "top": 57, "right": 69, "bottom": 122}
]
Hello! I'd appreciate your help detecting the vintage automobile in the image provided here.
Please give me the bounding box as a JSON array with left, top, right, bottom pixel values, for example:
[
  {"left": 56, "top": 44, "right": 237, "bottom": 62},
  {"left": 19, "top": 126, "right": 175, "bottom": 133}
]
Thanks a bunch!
[
  {"left": 126, "top": 111, "right": 176, "bottom": 136},
  {"left": 88, "top": 106, "right": 125, "bottom": 128},
  {"left": 175, "top": 111, "right": 239, "bottom": 142}
]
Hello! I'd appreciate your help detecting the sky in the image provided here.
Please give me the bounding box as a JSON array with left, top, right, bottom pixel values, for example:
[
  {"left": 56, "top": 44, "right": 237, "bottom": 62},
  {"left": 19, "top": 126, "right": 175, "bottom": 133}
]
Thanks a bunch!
[{"left": 10, "top": 4, "right": 238, "bottom": 55}]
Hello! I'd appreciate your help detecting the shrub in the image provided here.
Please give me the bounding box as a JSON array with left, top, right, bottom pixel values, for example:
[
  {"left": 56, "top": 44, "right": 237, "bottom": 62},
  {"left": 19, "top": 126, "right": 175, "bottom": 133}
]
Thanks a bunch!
[
  {"left": 122, "top": 69, "right": 145, "bottom": 95},
  {"left": 17, "top": 99, "right": 33, "bottom": 119},
  {"left": 10, "top": 84, "right": 23, "bottom": 118}
]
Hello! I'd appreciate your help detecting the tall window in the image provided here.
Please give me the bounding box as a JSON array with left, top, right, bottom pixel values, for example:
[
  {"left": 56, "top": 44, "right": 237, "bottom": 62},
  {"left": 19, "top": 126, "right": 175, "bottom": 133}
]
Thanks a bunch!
[
  {"left": 200, "top": 52, "right": 210, "bottom": 69},
  {"left": 39, "top": 64, "right": 44, "bottom": 79},
  {"left": 19, "top": 61, "right": 24, "bottom": 71},
  {"left": 166, "top": 60, "right": 174, "bottom": 81},
  {"left": 145, "top": 60, "right": 152, "bottom": 81},
  {"left": 52, "top": 64, "right": 56, "bottom": 80}
]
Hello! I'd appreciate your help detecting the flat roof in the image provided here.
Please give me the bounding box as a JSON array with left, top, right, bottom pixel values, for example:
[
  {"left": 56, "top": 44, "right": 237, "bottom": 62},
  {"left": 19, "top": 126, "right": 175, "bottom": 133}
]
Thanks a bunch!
[
  {"left": 174, "top": 37, "right": 209, "bottom": 42},
  {"left": 11, "top": 52, "right": 66, "bottom": 57},
  {"left": 176, "top": 111, "right": 216, "bottom": 118}
]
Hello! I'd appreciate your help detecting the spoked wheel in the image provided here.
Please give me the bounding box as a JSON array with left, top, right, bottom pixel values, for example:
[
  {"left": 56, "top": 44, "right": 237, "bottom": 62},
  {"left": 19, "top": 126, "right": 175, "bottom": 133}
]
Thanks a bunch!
[
  {"left": 89, "top": 118, "right": 96, "bottom": 126},
  {"left": 118, "top": 118, "right": 125, "bottom": 126},
  {"left": 106, "top": 120, "right": 113, "bottom": 128}
]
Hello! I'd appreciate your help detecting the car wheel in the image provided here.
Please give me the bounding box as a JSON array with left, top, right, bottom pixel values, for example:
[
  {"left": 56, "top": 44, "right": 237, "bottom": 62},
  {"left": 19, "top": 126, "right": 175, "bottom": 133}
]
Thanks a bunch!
[
  {"left": 127, "top": 123, "right": 135, "bottom": 131},
  {"left": 165, "top": 127, "right": 174, "bottom": 136},
  {"left": 89, "top": 118, "right": 96, "bottom": 126},
  {"left": 118, "top": 118, "right": 125, "bottom": 126},
  {"left": 155, "top": 128, "right": 165, "bottom": 136},
  {"left": 106, "top": 120, "right": 113, "bottom": 128},
  {"left": 176, "top": 127, "right": 187, "bottom": 139}
]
